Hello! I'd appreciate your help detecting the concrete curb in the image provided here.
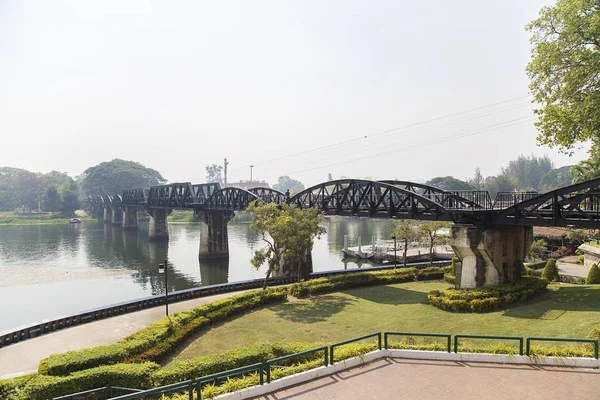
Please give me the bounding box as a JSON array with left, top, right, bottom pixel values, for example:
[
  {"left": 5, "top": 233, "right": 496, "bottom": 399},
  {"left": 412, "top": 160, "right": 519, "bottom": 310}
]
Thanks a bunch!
[{"left": 212, "top": 349, "right": 600, "bottom": 399}]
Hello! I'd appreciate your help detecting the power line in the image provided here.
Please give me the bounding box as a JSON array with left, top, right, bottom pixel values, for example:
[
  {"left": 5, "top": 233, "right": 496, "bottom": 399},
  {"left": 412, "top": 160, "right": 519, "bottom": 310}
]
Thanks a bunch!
[
  {"left": 228, "top": 94, "right": 532, "bottom": 173},
  {"left": 254, "top": 115, "right": 535, "bottom": 180}
]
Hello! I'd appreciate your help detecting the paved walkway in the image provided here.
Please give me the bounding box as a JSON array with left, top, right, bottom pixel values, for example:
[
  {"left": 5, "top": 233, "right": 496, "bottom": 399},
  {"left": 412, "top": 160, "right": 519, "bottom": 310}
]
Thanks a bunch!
[
  {"left": 259, "top": 358, "right": 600, "bottom": 400},
  {"left": 557, "top": 256, "right": 590, "bottom": 278},
  {"left": 0, "top": 290, "right": 250, "bottom": 379}
]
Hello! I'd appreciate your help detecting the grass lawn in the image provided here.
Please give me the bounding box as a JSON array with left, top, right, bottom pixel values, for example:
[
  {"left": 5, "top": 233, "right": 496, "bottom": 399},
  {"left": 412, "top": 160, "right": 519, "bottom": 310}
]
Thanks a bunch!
[{"left": 169, "top": 280, "right": 600, "bottom": 364}]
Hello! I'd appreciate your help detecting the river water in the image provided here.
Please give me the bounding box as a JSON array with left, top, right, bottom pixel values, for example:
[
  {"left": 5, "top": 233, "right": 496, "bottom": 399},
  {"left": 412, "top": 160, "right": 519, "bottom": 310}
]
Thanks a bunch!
[{"left": 0, "top": 217, "right": 394, "bottom": 331}]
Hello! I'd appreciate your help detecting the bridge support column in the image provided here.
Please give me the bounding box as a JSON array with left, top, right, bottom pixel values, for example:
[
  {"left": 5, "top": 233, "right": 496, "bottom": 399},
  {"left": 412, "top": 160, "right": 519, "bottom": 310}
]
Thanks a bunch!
[
  {"left": 103, "top": 208, "right": 112, "bottom": 223},
  {"left": 111, "top": 206, "right": 123, "bottom": 226},
  {"left": 450, "top": 224, "right": 533, "bottom": 288},
  {"left": 148, "top": 209, "right": 171, "bottom": 240},
  {"left": 198, "top": 210, "right": 234, "bottom": 259},
  {"left": 122, "top": 207, "right": 139, "bottom": 230}
]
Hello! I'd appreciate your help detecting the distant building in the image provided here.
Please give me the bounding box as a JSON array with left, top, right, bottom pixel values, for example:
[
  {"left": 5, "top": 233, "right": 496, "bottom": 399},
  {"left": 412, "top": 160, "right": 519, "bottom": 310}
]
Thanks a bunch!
[{"left": 224, "top": 180, "right": 270, "bottom": 190}]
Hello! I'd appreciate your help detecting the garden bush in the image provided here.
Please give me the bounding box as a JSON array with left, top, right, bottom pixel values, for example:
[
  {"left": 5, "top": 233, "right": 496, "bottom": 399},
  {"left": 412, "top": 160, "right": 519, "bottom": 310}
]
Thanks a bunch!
[
  {"left": 586, "top": 263, "right": 600, "bottom": 284},
  {"left": 541, "top": 259, "right": 559, "bottom": 282},
  {"left": 44, "top": 288, "right": 288, "bottom": 376},
  {"left": 288, "top": 266, "right": 446, "bottom": 297},
  {"left": 428, "top": 277, "right": 548, "bottom": 312},
  {"left": 23, "top": 362, "right": 159, "bottom": 400}
]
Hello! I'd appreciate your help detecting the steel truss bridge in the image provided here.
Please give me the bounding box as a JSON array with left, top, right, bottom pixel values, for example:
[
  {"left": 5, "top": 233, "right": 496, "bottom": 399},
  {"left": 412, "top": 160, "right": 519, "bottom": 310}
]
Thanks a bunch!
[{"left": 88, "top": 177, "right": 600, "bottom": 229}]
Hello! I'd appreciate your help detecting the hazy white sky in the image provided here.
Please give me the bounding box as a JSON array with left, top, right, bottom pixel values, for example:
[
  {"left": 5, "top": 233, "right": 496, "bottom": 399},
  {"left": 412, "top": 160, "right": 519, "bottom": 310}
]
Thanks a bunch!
[{"left": 0, "top": 0, "right": 590, "bottom": 187}]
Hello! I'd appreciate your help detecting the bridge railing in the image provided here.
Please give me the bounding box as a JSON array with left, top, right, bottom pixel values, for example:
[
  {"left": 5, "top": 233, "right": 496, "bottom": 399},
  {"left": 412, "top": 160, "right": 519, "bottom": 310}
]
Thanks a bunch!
[
  {"left": 492, "top": 191, "right": 539, "bottom": 209},
  {"left": 442, "top": 191, "right": 493, "bottom": 210}
]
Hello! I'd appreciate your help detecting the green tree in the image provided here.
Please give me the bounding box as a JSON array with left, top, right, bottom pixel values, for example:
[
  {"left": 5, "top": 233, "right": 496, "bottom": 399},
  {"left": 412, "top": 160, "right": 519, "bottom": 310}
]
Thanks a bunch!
[
  {"left": 586, "top": 263, "right": 600, "bottom": 284},
  {"left": 247, "top": 202, "right": 325, "bottom": 289},
  {"left": 205, "top": 164, "right": 223, "bottom": 183},
  {"left": 60, "top": 181, "right": 81, "bottom": 216},
  {"left": 425, "top": 176, "right": 474, "bottom": 190},
  {"left": 418, "top": 221, "right": 450, "bottom": 266},
  {"left": 528, "top": 239, "right": 548, "bottom": 260},
  {"left": 467, "top": 167, "right": 484, "bottom": 190},
  {"left": 539, "top": 165, "right": 574, "bottom": 191},
  {"left": 527, "top": 0, "right": 600, "bottom": 151},
  {"left": 392, "top": 220, "right": 421, "bottom": 267},
  {"left": 542, "top": 259, "right": 560, "bottom": 282},
  {"left": 481, "top": 175, "right": 519, "bottom": 198},
  {"left": 500, "top": 154, "right": 553, "bottom": 191},
  {"left": 273, "top": 176, "right": 305, "bottom": 195},
  {"left": 44, "top": 186, "right": 61, "bottom": 214},
  {"left": 567, "top": 228, "right": 588, "bottom": 246},
  {"left": 570, "top": 153, "right": 600, "bottom": 183},
  {"left": 81, "top": 159, "right": 166, "bottom": 196}
]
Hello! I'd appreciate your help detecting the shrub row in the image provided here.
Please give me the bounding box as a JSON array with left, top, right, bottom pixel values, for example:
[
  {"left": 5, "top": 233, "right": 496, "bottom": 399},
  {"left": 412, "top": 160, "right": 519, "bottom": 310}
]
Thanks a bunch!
[
  {"left": 44, "top": 288, "right": 288, "bottom": 376},
  {"left": 23, "top": 362, "right": 159, "bottom": 400},
  {"left": 288, "top": 266, "right": 446, "bottom": 297},
  {"left": 428, "top": 277, "right": 548, "bottom": 312}
]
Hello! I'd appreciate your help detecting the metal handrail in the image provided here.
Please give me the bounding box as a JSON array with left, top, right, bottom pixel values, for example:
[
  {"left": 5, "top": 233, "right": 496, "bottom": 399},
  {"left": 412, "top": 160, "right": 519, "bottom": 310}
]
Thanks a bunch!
[
  {"left": 111, "top": 380, "right": 193, "bottom": 400},
  {"left": 454, "top": 334, "right": 524, "bottom": 355},
  {"left": 526, "top": 337, "right": 599, "bottom": 359},
  {"left": 266, "top": 346, "right": 328, "bottom": 383},
  {"left": 384, "top": 332, "right": 452, "bottom": 352},
  {"left": 329, "top": 332, "right": 381, "bottom": 365}
]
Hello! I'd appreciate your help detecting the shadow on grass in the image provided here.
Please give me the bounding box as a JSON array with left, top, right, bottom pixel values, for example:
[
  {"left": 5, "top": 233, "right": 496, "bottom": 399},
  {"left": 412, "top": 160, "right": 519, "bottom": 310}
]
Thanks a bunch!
[
  {"left": 275, "top": 295, "right": 358, "bottom": 323},
  {"left": 503, "top": 286, "right": 600, "bottom": 319},
  {"left": 345, "top": 285, "right": 431, "bottom": 305}
]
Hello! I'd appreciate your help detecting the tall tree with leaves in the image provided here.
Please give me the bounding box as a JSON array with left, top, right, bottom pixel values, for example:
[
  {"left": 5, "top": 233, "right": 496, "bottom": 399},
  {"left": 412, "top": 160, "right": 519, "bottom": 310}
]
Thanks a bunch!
[
  {"left": 247, "top": 202, "right": 325, "bottom": 289},
  {"left": 392, "top": 220, "right": 421, "bottom": 267},
  {"left": 81, "top": 159, "right": 166, "bottom": 196},
  {"left": 419, "top": 221, "right": 450, "bottom": 266},
  {"left": 44, "top": 187, "right": 61, "bottom": 215},
  {"left": 527, "top": 0, "right": 600, "bottom": 151},
  {"left": 273, "top": 176, "right": 305, "bottom": 195},
  {"left": 205, "top": 164, "right": 223, "bottom": 183}
]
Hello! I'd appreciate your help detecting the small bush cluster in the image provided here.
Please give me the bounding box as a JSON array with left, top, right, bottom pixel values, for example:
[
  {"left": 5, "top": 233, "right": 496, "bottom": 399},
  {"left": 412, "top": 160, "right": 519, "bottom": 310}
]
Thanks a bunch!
[
  {"left": 23, "top": 362, "right": 159, "bottom": 400},
  {"left": 550, "top": 246, "right": 572, "bottom": 259},
  {"left": 44, "top": 288, "right": 288, "bottom": 376},
  {"left": 428, "top": 277, "right": 548, "bottom": 312},
  {"left": 288, "top": 266, "right": 445, "bottom": 297},
  {"left": 586, "top": 263, "right": 600, "bottom": 284},
  {"left": 541, "top": 259, "right": 559, "bottom": 282}
]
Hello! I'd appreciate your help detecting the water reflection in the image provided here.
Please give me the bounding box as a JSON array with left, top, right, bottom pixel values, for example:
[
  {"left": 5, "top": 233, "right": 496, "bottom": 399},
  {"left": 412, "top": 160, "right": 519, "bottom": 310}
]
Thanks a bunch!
[{"left": 0, "top": 217, "right": 394, "bottom": 330}]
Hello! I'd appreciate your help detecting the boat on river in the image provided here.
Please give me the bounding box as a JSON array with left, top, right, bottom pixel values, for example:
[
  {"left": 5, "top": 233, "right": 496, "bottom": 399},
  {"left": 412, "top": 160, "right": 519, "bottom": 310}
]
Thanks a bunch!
[{"left": 69, "top": 218, "right": 81, "bottom": 224}]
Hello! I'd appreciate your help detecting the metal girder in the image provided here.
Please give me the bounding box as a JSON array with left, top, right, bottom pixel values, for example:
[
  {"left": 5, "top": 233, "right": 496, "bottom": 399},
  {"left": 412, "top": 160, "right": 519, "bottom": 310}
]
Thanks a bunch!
[
  {"left": 204, "top": 187, "right": 260, "bottom": 211},
  {"left": 492, "top": 178, "right": 600, "bottom": 228},
  {"left": 288, "top": 179, "right": 449, "bottom": 220},
  {"left": 248, "top": 187, "right": 287, "bottom": 205},
  {"left": 122, "top": 188, "right": 149, "bottom": 207}
]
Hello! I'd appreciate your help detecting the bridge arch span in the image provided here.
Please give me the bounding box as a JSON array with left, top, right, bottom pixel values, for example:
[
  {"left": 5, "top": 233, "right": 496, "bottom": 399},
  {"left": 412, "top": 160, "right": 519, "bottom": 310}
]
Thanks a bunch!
[{"left": 288, "top": 179, "right": 448, "bottom": 220}]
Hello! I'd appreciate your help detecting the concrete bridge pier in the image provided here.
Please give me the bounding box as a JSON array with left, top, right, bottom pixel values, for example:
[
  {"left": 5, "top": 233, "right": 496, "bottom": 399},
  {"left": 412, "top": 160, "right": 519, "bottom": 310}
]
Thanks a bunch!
[
  {"left": 122, "top": 206, "right": 139, "bottom": 230},
  {"left": 111, "top": 206, "right": 123, "bottom": 226},
  {"left": 103, "top": 208, "right": 112, "bottom": 224},
  {"left": 450, "top": 224, "right": 533, "bottom": 288},
  {"left": 197, "top": 210, "right": 234, "bottom": 259},
  {"left": 147, "top": 209, "right": 171, "bottom": 240}
]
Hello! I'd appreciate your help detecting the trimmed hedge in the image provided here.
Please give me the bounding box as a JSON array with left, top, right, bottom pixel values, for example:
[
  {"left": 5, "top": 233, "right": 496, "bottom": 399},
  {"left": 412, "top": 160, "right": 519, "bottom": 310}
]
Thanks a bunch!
[
  {"left": 153, "top": 342, "right": 324, "bottom": 386},
  {"left": 23, "top": 362, "right": 159, "bottom": 400},
  {"left": 541, "top": 259, "right": 559, "bottom": 282},
  {"left": 44, "top": 288, "right": 288, "bottom": 376},
  {"left": 288, "top": 266, "right": 446, "bottom": 297},
  {"left": 586, "top": 263, "right": 600, "bottom": 284},
  {"left": 428, "top": 277, "right": 548, "bottom": 312}
]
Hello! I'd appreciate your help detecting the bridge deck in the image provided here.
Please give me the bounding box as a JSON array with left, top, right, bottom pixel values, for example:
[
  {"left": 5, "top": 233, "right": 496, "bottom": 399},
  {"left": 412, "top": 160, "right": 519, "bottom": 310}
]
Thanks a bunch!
[{"left": 259, "top": 358, "right": 600, "bottom": 400}]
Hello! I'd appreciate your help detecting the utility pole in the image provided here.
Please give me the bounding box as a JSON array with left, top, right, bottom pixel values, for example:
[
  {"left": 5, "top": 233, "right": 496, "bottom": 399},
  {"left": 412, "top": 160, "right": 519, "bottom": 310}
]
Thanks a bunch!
[
  {"left": 223, "top": 158, "right": 229, "bottom": 186},
  {"left": 250, "top": 165, "right": 254, "bottom": 182}
]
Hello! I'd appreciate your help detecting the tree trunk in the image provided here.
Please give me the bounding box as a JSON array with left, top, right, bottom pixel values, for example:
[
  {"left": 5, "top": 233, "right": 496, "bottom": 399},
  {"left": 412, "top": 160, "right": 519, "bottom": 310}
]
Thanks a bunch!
[
  {"left": 429, "top": 238, "right": 434, "bottom": 266},
  {"left": 403, "top": 239, "right": 408, "bottom": 267},
  {"left": 263, "top": 268, "right": 272, "bottom": 290}
]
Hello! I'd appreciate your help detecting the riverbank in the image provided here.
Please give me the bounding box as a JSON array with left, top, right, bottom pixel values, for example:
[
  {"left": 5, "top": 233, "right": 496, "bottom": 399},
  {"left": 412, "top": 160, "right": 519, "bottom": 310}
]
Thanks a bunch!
[{"left": 0, "top": 212, "right": 94, "bottom": 225}]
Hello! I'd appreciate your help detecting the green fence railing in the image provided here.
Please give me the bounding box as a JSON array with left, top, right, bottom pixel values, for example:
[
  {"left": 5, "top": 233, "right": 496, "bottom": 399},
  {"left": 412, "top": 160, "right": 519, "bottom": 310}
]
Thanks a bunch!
[
  {"left": 329, "top": 332, "right": 381, "bottom": 365},
  {"left": 454, "top": 334, "right": 524, "bottom": 355},
  {"left": 196, "top": 362, "right": 265, "bottom": 399},
  {"left": 53, "top": 386, "right": 141, "bottom": 400},
  {"left": 111, "top": 380, "right": 193, "bottom": 400},
  {"left": 384, "top": 332, "right": 452, "bottom": 352},
  {"left": 526, "top": 337, "right": 599, "bottom": 359},
  {"left": 266, "top": 346, "right": 328, "bottom": 383}
]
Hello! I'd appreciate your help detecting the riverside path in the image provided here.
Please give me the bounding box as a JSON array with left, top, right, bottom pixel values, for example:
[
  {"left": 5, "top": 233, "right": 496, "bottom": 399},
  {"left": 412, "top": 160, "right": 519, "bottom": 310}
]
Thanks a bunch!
[{"left": 0, "top": 289, "right": 251, "bottom": 380}]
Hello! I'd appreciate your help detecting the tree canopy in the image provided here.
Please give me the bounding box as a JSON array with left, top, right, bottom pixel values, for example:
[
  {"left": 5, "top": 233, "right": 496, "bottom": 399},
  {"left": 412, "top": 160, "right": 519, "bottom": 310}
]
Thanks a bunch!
[
  {"left": 527, "top": 0, "right": 600, "bottom": 151},
  {"left": 205, "top": 164, "right": 223, "bottom": 183},
  {"left": 80, "top": 159, "right": 166, "bottom": 196},
  {"left": 392, "top": 220, "right": 421, "bottom": 267},
  {"left": 247, "top": 202, "right": 325, "bottom": 289},
  {"left": 425, "top": 176, "right": 474, "bottom": 190},
  {"left": 272, "top": 176, "right": 305, "bottom": 195}
]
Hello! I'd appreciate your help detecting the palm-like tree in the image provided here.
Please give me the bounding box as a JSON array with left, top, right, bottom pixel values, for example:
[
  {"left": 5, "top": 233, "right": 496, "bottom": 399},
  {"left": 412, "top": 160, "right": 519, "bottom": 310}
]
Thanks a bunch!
[{"left": 570, "top": 159, "right": 600, "bottom": 184}]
